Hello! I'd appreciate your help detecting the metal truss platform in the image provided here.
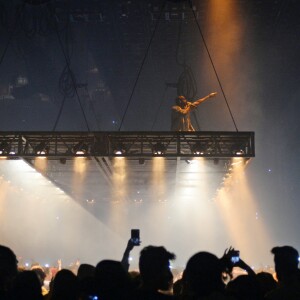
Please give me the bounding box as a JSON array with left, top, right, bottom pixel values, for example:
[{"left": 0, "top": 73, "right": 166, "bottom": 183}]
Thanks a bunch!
[{"left": 0, "top": 131, "right": 254, "bottom": 159}]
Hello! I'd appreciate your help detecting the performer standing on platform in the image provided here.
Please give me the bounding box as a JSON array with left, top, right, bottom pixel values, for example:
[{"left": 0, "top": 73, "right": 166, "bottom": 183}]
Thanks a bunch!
[{"left": 171, "top": 92, "right": 217, "bottom": 131}]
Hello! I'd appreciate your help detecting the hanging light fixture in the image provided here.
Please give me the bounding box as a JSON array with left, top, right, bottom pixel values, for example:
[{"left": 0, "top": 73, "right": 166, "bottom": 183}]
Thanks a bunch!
[
  {"left": 191, "top": 142, "right": 205, "bottom": 155},
  {"left": 113, "top": 143, "right": 127, "bottom": 155},
  {"left": 35, "top": 141, "right": 49, "bottom": 155},
  {"left": 152, "top": 142, "right": 166, "bottom": 155},
  {"left": 73, "top": 142, "right": 88, "bottom": 155}
]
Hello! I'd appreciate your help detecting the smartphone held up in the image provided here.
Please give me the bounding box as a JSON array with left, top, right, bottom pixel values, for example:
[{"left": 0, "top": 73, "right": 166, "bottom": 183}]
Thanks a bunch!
[
  {"left": 230, "top": 250, "right": 240, "bottom": 264},
  {"left": 130, "top": 229, "right": 141, "bottom": 246}
]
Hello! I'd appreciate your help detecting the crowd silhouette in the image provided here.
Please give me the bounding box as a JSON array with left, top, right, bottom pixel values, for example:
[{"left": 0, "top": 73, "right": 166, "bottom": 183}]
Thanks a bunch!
[{"left": 0, "top": 241, "right": 299, "bottom": 300}]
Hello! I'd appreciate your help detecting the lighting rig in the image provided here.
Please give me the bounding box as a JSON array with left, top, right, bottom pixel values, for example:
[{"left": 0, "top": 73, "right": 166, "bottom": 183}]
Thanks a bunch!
[{"left": 0, "top": 131, "right": 254, "bottom": 159}]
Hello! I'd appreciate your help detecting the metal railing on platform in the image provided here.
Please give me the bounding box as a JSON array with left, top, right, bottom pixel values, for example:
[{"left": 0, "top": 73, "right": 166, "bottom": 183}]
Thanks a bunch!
[{"left": 0, "top": 131, "right": 254, "bottom": 158}]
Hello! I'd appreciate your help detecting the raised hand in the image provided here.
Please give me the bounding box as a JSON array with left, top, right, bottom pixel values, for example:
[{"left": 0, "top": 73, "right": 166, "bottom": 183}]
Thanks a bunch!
[{"left": 209, "top": 92, "right": 217, "bottom": 98}]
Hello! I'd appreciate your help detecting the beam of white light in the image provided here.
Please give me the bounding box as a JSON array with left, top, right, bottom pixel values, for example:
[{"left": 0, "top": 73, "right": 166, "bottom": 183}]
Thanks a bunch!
[
  {"left": 73, "top": 157, "right": 87, "bottom": 174},
  {"left": 34, "top": 157, "right": 48, "bottom": 174},
  {"left": 151, "top": 157, "right": 165, "bottom": 201},
  {"left": 0, "top": 159, "right": 126, "bottom": 266},
  {"left": 72, "top": 157, "right": 88, "bottom": 200},
  {"left": 169, "top": 158, "right": 222, "bottom": 258},
  {"left": 215, "top": 159, "right": 274, "bottom": 266},
  {"left": 106, "top": 157, "right": 129, "bottom": 235},
  {"left": 112, "top": 157, "right": 127, "bottom": 200}
]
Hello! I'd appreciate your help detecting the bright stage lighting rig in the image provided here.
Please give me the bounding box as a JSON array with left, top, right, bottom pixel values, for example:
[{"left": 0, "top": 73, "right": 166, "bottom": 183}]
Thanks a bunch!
[
  {"left": 34, "top": 141, "right": 49, "bottom": 156},
  {"left": 72, "top": 142, "right": 88, "bottom": 156},
  {"left": 191, "top": 142, "right": 206, "bottom": 155},
  {"left": 152, "top": 142, "right": 166, "bottom": 155},
  {"left": 113, "top": 143, "right": 127, "bottom": 156},
  {"left": 0, "top": 141, "right": 11, "bottom": 155}
]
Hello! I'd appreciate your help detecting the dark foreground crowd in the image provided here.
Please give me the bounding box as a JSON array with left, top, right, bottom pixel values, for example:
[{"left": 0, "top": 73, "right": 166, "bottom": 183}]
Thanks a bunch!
[{"left": 1, "top": 241, "right": 300, "bottom": 300}]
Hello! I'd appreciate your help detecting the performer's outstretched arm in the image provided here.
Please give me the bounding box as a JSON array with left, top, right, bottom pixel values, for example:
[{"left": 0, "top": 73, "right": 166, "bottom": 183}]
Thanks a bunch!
[{"left": 193, "top": 92, "right": 217, "bottom": 107}]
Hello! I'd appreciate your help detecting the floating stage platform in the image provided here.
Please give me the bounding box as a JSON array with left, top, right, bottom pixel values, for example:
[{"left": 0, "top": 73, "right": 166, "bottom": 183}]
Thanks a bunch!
[{"left": 0, "top": 131, "right": 254, "bottom": 205}]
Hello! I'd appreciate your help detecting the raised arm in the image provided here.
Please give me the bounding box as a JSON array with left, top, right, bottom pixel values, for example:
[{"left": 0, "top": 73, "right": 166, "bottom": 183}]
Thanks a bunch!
[
  {"left": 234, "top": 258, "right": 256, "bottom": 277},
  {"left": 121, "top": 238, "right": 140, "bottom": 271},
  {"left": 220, "top": 247, "right": 256, "bottom": 277},
  {"left": 193, "top": 92, "right": 217, "bottom": 107}
]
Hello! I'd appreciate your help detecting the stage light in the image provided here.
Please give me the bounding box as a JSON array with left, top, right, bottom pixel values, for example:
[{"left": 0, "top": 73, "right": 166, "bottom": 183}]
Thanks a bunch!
[
  {"left": 152, "top": 142, "right": 166, "bottom": 155},
  {"left": 0, "top": 141, "right": 11, "bottom": 155},
  {"left": 113, "top": 143, "right": 126, "bottom": 155},
  {"left": 235, "top": 149, "right": 244, "bottom": 155},
  {"left": 73, "top": 142, "right": 88, "bottom": 155},
  {"left": 231, "top": 144, "right": 244, "bottom": 155},
  {"left": 35, "top": 141, "right": 49, "bottom": 155},
  {"left": 191, "top": 142, "right": 205, "bottom": 155}
]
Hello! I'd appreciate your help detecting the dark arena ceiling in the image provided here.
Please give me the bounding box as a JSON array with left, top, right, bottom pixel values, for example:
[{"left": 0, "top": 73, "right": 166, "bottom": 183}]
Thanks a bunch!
[{"left": 1, "top": 0, "right": 299, "bottom": 131}]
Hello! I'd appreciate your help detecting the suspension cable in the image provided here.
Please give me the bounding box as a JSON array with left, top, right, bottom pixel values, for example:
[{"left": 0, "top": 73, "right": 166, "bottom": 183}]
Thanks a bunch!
[
  {"left": 54, "top": 22, "right": 91, "bottom": 132},
  {"left": 118, "top": 0, "right": 167, "bottom": 131},
  {"left": 190, "top": 6, "right": 239, "bottom": 132}
]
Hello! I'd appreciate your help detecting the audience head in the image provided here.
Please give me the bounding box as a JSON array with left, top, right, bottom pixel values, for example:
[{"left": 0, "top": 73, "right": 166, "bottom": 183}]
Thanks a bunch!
[
  {"left": 139, "top": 245, "right": 175, "bottom": 291},
  {"left": 31, "top": 265, "right": 46, "bottom": 287},
  {"left": 50, "top": 269, "right": 78, "bottom": 300},
  {"left": 95, "top": 259, "right": 132, "bottom": 299},
  {"left": 77, "top": 263, "right": 95, "bottom": 280},
  {"left": 77, "top": 264, "right": 96, "bottom": 300},
  {"left": 271, "top": 245, "right": 299, "bottom": 281},
  {"left": 11, "top": 270, "right": 43, "bottom": 300},
  {"left": 226, "top": 274, "right": 262, "bottom": 300},
  {"left": 183, "top": 251, "right": 225, "bottom": 298},
  {"left": 256, "top": 271, "right": 278, "bottom": 297},
  {"left": 0, "top": 245, "right": 18, "bottom": 290}
]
